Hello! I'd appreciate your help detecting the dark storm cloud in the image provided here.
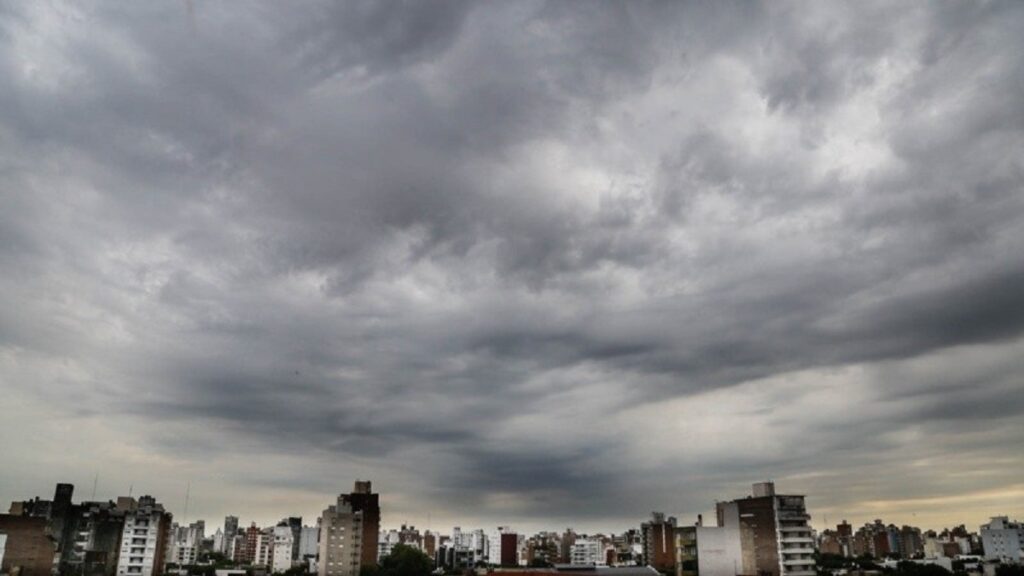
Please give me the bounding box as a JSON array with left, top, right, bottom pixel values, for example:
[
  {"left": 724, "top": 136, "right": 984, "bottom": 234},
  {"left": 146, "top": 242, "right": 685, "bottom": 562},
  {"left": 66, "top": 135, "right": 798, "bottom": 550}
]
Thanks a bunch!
[{"left": 1, "top": 0, "right": 1023, "bottom": 529}]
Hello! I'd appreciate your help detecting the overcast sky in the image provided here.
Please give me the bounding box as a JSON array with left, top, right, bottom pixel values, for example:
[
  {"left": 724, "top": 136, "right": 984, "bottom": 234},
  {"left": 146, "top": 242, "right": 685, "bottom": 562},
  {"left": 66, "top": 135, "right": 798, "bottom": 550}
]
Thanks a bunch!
[{"left": 1, "top": 1, "right": 1023, "bottom": 535}]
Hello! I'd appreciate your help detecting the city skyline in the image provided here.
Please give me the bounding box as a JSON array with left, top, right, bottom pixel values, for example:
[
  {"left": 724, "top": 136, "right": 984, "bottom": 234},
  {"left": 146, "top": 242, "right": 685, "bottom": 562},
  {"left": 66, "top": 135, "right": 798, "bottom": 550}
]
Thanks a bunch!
[
  {"left": 3, "top": 478, "right": 1016, "bottom": 539},
  {"left": 2, "top": 0, "right": 1023, "bottom": 539}
]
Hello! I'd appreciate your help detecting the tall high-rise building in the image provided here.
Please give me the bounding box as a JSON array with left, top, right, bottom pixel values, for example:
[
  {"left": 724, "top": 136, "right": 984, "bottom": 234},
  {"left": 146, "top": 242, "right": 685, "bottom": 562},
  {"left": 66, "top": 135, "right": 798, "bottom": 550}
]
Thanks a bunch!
[
  {"left": 318, "top": 498, "right": 364, "bottom": 576},
  {"left": 900, "top": 526, "right": 923, "bottom": 559},
  {"left": 240, "top": 523, "right": 261, "bottom": 565},
  {"left": 642, "top": 512, "right": 678, "bottom": 573},
  {"left": 253, "top": 528, "right": 274, "bottom": 567},
  {"left": 223, "top": 516, "right": 239, "bottom": 552},
  {"left": 283, "top": 517, "right": 303, "bottom": 563},
  {"left": 273, "top": 525, "right": 296, "bottom": 572},
  {"left": 488, "top": 527, "right": 519, "bottom": 567},
  {"left": 715, "top": 482, "right": 815, "bottom": 576},
  {"left": 981, "top": 517, "right": 1022, "bottom": 562},
  {"left": 340, "top": 481, "right": 380, "bottom": 568},
  {"left": 115, "top": 496, "right": 172, "bottom": 576},
  {"left": 299, "top": 525, "right": 321, "bottom": 561},
  {"left": 561, "top": 529, "right": 577, "bottom": 565},
  {"left": 423, "top": 532, "right": 437, "bottom": 559}
]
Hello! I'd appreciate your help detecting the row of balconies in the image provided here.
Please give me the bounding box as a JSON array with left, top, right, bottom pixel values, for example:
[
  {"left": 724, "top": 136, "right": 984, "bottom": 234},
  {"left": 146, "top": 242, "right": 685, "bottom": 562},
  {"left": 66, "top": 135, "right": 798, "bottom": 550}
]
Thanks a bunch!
[
  {"left": 777, "top": 525, "right": 809, "bottom": 532},
  {"left": 781, "top": 547, "right": 815, "bottom": 554}
]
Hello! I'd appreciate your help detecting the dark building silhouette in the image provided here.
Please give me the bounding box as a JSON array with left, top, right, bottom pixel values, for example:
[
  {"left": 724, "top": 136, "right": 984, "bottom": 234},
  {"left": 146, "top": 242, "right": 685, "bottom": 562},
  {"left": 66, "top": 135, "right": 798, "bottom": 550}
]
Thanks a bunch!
[
  {"left": 642, "top": 512, "right": 677, "bottom": 573},
  {"left": 339, "top": 481, "right": 380, "bottom": 568},
  {"left": 501, "top": 533, "right": 519, "bottom": 567},
  {"left": 8, "top": 483, "right": 126, "bottom": 576}
]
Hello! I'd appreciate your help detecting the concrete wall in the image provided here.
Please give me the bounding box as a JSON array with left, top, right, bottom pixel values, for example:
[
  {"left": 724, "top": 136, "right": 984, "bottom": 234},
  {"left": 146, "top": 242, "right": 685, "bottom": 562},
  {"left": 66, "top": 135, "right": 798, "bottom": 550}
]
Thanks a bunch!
[{"left": 696, "top": 527, "right": 742, "bottom": 576}]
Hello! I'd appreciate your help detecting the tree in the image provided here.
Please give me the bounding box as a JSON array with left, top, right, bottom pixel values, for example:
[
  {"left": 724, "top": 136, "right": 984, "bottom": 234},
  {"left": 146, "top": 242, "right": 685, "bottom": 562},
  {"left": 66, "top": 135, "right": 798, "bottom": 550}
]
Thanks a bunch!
[
  {"left": 282, "top": 565, "right": 312, "bottom": 576},
  {"left": 996, "top": 565, "right": 1024, "bottom": 576},
  {"left": 892, "top": 561, "right": 951, "bottom": 576},
  {"left": 378, "top": 545, "right": 433, "bottom": 576}
]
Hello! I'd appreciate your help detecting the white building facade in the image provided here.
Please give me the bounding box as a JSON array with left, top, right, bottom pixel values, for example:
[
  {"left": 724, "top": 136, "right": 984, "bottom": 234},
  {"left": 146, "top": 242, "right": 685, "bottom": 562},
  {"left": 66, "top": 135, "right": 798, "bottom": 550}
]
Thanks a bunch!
[
  {"left": 981, "top": 517, "right": 1023, "bottom": 562},
  {"left": 571, "top": 538, "right": 605, "bottom": 565},
  {"left": 116, "top": 496, "right": 169, "bottom": 576},
  {"left": 299, "top": 526, "right": 320, "bottom": 561},
  {"left": 273, "top": 525, "right": 297, "bottom": 573}
]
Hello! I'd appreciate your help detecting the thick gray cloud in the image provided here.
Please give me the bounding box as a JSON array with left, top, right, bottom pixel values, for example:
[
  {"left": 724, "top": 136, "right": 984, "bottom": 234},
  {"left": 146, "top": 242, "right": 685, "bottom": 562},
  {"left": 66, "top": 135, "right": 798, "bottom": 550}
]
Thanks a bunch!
[{"left": 1, "top": 1, "right": 1022, "bottom": 533}]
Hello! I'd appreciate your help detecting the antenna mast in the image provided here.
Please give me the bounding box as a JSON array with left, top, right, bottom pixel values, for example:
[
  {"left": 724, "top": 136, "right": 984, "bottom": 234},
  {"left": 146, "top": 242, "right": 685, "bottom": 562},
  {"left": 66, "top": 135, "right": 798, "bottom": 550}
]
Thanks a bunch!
[{"left": 183, "top": 482, "right": 191, "bottom": 523}]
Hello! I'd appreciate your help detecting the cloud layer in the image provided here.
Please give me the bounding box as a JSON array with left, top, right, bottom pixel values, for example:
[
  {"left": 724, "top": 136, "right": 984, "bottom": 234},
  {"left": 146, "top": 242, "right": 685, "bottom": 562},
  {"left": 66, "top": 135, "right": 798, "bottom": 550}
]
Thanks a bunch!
[{"left": 1, "top": 1, "right": 1022, "bottom": 532}]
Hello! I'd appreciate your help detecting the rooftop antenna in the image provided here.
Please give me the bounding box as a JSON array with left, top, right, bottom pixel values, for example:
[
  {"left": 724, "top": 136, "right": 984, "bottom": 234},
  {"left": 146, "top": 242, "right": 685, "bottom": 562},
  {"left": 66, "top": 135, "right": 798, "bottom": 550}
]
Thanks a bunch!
[
  {"left": 92, "top": 473, "right": 99, "bottom": 500},
  {"left": 128, "top": 484, "right": 133, "bottom": 498},
  {"left": 183, "top": 482, "right": 191, "bottom": 523}
]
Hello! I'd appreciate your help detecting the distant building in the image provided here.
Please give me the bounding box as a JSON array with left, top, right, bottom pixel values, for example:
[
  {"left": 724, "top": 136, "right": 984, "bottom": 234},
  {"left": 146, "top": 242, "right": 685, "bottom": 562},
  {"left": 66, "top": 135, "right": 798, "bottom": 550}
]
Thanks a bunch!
[
  {"left": 423, "top": 532, "right": 437, "bottom": 559},
  {"left": 526, "top": 532, "right": 563, "bottom": 566},
  {"left": 223, "top": 517, "right": 239, "bottom": 554},
  {"left": 486, "top": 565, "right": 659, "bottom": 576},
  {"left": 715, "top": 482, "right": 815, "bottom": 576},
  {"left": 900, "top": 526, "right": 923, "bottom": 559},
  {"left": 378, "top": 529, "right": 401, "bottom": 561},
  {"left": 213, "top": 529, "right": 225, "bottom": 556},
  {"left": 642, "top": 513, "right": 677, "bottom": 573},
  {"left": 239, "top": 524, "right": 261, "bottom": 565},
  {"left": 436, "top": 545, "right": 473, "bottom": 571},
  {"left": 489, "top": 527, "right": 518, "bottom": 567},
  {"left": 299, "top": 525, "right": 320, "bottom": 561},
  {"left": 561, "top": 530, "right": 578, "bottom": 567},
  {"left": 980, "top": 517, "right": 1022, "bottom": 563},
  {"left": 253, "top": 527, "right": 274, "bottom": 567},
  {"left": 818, "top": 531, "right": 843, "bottom": 557},
  {"left": 452, "top": 527, "right": 488, "bottom": 565},
  {"left": 273, "top": 525, "right": 296, "bottom": 572},
  {"left": 169, "top": 520, "right": 205, "bottom": 566},
  {"left": 572, "top": 538, "right": 606, "bottom": 566},
  {"left": 115, "top": 495, "right": 172, "bottom": 576},
  {"left": 229, "top": 533, "right": 246, "bottom": 564}
]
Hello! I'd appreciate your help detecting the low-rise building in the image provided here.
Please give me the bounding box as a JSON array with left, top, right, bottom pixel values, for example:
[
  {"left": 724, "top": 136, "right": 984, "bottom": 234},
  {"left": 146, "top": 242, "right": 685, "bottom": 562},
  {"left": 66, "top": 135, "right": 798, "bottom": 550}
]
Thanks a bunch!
[{"left": 572, "top": 538, "right": 606, "bottom": 566}]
